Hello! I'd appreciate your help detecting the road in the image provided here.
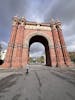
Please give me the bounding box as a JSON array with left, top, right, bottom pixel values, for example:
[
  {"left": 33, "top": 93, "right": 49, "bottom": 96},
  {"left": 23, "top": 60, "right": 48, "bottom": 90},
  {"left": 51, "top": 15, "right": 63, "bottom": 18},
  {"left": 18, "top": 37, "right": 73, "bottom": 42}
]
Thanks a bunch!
[{"left": 0, "top": 65, "right": 75, "bottom": 100}]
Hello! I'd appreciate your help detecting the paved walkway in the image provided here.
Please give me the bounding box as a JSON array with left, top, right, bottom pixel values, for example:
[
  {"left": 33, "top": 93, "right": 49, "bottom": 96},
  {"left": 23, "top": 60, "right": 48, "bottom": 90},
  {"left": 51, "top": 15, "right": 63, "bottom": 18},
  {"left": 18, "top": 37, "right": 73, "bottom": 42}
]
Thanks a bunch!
[{"left": 0, "top": 65, "right": 75, "bottom": 100}]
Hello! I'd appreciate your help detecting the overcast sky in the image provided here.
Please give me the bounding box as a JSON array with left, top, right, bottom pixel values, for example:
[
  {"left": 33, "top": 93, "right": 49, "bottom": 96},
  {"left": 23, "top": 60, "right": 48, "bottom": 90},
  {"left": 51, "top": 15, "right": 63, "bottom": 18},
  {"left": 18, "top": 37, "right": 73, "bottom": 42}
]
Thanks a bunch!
[{"left": 0, "top": 0, "right": 75, "bottom": 57}]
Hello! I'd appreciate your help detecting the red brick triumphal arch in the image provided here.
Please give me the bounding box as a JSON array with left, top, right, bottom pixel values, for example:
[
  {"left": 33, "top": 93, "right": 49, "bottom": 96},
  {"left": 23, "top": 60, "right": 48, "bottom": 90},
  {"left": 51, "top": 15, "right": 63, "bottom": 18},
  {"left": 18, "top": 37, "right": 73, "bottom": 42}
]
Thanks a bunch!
[{"left": 3, "top": 16, "right": 71, "bottom": 69}]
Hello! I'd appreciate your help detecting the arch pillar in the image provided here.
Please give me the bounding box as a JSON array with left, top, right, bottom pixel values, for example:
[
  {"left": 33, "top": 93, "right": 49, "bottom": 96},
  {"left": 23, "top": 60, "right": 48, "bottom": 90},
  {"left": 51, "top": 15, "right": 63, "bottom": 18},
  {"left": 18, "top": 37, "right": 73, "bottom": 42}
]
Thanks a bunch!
[
  {"left": 22, "top": 47, "right": 29, "bottom": 67},
  {"left": 50, "top": 20, "right": 65, "bottom": 67},
  {"left": 12, "top": 17, "right": 25, "bottom": 68},
  {"left": 49, "top": 47, "right": 56, "bottom": 67},
  {"left": 3, "top": 16, "right": 18, "bottom": 68},
  {"left": 49, "top": 31, "right": 57, "bottom": 67},
  {"left": 56, "top": 21, "right": 71, "bottom": 66}
]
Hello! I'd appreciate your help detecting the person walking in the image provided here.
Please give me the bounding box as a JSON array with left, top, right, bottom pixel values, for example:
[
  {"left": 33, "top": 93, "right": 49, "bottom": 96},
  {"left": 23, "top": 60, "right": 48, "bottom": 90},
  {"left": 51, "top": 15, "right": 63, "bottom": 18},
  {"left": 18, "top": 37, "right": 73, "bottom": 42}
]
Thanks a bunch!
[{"left": 26, "top": 66, "right": 29, "bottom": 74}]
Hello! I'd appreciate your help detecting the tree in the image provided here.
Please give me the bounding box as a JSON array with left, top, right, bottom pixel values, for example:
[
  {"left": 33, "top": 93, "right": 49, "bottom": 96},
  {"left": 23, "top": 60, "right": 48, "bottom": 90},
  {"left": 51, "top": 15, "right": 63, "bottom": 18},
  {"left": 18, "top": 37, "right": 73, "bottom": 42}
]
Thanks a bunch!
[
  {"left": 40, "top": 56, "right": 44, "bottom": 63},
  {"left": 69, "top": 52, "right": 75, "bottom": 63}
]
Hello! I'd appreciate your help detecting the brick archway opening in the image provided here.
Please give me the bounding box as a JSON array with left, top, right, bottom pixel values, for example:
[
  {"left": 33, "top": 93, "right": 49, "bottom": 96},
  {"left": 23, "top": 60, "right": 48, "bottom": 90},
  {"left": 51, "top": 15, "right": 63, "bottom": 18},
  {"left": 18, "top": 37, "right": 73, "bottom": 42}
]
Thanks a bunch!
[
  {"left": 29, "top": 42, "right": 45, "bottom": 65},
  {"left": 28, "top": 35, "right": 51, "bottom": 66}
]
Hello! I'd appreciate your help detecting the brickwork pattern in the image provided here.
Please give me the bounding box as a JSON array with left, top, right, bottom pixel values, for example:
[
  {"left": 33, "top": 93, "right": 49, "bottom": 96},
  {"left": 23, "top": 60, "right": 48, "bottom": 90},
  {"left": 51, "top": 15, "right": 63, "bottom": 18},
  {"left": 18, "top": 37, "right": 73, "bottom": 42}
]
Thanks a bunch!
[{"left": 3, "top": 16, "right": 72, "bottom": 68}]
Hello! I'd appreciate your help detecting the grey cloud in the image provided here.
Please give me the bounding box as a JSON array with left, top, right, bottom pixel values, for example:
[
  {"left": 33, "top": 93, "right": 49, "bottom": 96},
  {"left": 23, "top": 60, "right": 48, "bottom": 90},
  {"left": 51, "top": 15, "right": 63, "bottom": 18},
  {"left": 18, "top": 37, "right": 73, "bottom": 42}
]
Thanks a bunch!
[
  {"left": 0, "top": 0, "right": 75, "bottom": 53},
  {"left": 44, "top": 0, "right": 75, "bottom": 23},
  {"left": 30, "top": 43, "right": 45, "bottom": 57},
  {"left": 0, "top": 0, "right": 28, "bottom": 42},
  {"left": 30, "top": 43, "right": 45, "bottom": 53}
]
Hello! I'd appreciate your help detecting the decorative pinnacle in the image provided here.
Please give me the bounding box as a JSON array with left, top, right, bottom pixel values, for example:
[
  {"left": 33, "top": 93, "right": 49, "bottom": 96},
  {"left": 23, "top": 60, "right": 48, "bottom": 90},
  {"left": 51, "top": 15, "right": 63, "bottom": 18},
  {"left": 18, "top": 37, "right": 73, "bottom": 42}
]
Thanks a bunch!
[
  {"left": 50, "top": 18, "right": 55, "bottom": 27},
  {"left": 55, "top": 19, "right": 61, "bottom": 26},
  {"left": 21, "top": 17, "right": 26, "bottom": 22},
  {"left": 13, "top": 16, "right": 18, "bottom": 21},
  {"left": 12, "top": 16, "right": 19, "bottom": 25},
  {"left": 20, "top": 17, "right": 26, "bottom": 25}
]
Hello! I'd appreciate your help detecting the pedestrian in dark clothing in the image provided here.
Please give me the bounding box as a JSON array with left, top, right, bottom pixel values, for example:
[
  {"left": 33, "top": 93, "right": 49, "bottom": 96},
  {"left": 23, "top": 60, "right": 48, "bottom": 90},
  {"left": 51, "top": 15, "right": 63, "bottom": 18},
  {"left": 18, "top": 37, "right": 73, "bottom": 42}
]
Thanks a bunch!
[{"left": 26, "top": 66, "right": 29, "bottom": 74}]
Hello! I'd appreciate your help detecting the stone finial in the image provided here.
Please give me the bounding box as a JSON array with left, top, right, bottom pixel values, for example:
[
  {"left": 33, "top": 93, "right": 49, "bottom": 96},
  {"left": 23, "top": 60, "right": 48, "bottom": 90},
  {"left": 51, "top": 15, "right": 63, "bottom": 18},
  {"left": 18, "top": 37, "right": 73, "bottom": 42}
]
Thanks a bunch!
[
  {"left": 50, "top": 18, "right": 55, "bottom": 27},
  {"left": 55, "top": 19, "right": 61, "bottom": 28},
  {"left": 12, "top": 16, "right": 19, "bottom": 25},
  {"left": 20, "top": 17, "right": 26, "bottom": 25},
  {"left": 50, "top": 18, "right": 55, "bottom": 23},
  {"left": 50, "top": 18, "right": 57, "bottom": 29}
]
